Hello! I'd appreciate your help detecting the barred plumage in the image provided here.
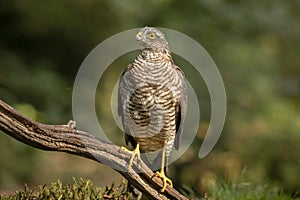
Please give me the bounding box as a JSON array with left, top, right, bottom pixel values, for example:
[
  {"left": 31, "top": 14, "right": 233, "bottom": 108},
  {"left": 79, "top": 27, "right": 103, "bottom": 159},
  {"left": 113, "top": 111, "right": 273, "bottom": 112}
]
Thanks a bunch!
[{"left": 118, "top": 27, "right": 187, "bottom": 192}]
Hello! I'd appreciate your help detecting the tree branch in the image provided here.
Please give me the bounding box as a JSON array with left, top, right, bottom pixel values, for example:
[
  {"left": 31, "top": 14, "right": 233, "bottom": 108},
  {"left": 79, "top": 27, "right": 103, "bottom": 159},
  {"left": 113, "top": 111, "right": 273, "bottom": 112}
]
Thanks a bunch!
[{"left": 0, "top": 99, "right": 188, "bottom": 200}]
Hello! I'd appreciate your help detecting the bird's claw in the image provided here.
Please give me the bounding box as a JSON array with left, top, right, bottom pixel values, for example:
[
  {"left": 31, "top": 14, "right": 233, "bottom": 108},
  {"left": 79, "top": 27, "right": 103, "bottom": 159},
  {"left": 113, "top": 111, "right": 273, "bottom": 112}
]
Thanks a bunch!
[
  {"left": 121, "top": 144, "right": 141, "bottom": 169},
  {"left": 155, "top": 171, "right": 173, "bottom": 192}
]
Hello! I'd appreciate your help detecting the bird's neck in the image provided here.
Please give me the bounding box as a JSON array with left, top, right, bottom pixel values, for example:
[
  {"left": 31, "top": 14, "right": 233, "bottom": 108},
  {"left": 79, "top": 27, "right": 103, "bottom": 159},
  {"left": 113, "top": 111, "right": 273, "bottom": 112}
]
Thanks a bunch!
[{"left": 139, "top": 48, "right": 173, "bottom": 64}]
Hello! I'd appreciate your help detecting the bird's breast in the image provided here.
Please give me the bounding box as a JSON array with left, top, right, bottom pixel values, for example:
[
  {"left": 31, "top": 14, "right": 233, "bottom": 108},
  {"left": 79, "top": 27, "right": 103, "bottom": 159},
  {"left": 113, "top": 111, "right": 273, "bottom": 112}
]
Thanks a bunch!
[{"left": 120, "top": 52, "right": 183, "bottom": 154}]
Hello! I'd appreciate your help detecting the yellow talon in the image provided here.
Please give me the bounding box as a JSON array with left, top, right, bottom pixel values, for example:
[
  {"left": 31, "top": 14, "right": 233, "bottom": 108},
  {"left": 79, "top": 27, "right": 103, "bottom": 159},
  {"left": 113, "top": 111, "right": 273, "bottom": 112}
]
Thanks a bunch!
[
  {"left": 154, "top": 148, "right": 173, "bottom": 192},
  {"left": 155, "top": 169, "right": 173, "bottom": 192},
  {"left": 121, "top": 144, "right": 141, "bottom": 169}
]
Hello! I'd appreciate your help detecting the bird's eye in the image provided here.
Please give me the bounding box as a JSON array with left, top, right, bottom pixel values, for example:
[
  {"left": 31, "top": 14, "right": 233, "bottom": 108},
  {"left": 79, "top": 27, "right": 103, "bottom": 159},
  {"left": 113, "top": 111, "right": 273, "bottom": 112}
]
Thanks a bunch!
[{"left": 148, "top": 33, "right": 156, "bottom": 39}]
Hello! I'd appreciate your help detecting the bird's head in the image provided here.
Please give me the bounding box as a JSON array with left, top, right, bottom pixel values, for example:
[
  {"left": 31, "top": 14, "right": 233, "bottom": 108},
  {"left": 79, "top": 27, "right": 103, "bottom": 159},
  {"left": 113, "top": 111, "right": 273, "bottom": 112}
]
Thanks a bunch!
[{"left": 135, "top": 27, "right": 169, "bottom": 50}]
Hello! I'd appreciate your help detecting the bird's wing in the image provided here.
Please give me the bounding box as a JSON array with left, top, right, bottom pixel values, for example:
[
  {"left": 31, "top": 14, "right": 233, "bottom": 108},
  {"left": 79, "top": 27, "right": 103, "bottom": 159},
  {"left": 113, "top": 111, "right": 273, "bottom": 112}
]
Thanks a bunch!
[
  {"left": 118, "top": 63, "right": 137, "bottom": 147},
  {"left": 173, "top": 65, "right": 188, "bottom": 150}
]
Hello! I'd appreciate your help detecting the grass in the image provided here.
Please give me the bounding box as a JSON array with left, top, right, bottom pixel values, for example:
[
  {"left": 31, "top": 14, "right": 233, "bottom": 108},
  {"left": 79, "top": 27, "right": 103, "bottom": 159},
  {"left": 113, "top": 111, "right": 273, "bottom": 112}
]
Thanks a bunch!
[
  {"left": 181, "top": 182, "right": 300, "bottom": 200},
  {"left": 1, "top": 179, "right": 299, "bottom": 200},
  {"left": 207, "top": 182, "right": 299, "bottom": 200}
]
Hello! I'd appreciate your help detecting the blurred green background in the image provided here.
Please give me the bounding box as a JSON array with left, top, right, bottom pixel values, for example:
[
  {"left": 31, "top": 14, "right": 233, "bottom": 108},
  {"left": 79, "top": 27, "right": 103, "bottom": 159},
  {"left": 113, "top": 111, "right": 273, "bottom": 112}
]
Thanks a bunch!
[{"left": 0, "top": 0, "right": 300, "bottom": 197}]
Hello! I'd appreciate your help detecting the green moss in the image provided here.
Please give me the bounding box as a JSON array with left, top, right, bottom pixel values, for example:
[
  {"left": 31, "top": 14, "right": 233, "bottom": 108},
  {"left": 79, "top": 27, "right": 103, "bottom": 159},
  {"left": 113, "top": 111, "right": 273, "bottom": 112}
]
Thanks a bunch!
[
  {"left": 2, "top": 179, "right": 299, "bottom": 200},
  {"left": 0, "top": 178, "right": 131, "bottom": 200}
]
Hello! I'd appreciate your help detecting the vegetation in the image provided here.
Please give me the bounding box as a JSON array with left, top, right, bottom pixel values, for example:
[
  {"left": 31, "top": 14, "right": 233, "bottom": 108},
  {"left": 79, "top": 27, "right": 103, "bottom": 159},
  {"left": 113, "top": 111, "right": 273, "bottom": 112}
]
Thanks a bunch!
[
  {"left": 0, "top": 179, "right": 131, "bottom": 200},
  {"left": 1, "top": 179, "right": 299, "bottom": 200},
  {"left": 205, "top": 183, "right": 300, "bottom": 200}
]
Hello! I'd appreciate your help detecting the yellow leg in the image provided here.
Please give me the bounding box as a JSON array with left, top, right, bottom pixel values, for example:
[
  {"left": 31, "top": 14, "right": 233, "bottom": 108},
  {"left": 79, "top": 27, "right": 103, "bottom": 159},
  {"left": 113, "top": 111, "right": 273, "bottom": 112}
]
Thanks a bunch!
[
  {"left": 155, "top": 148, "right": 173, "bottom": 192},
  {"left": 121, "top": 143, "right": 141, "bottom": 169}
]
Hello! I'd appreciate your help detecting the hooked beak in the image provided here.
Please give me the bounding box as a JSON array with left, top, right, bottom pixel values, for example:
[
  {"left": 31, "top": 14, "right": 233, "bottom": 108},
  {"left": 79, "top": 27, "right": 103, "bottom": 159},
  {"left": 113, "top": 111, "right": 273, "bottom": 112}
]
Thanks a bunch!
[{"left": 135, "top": 31, "right": 143, "bottom": 41}]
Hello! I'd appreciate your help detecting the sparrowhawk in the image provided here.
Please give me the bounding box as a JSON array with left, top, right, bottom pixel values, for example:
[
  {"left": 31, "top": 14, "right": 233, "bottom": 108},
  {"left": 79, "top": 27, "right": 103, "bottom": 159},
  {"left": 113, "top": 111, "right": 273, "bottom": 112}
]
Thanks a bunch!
[{"left": 118, "top": 27, "right": 187, "bottom": 192}]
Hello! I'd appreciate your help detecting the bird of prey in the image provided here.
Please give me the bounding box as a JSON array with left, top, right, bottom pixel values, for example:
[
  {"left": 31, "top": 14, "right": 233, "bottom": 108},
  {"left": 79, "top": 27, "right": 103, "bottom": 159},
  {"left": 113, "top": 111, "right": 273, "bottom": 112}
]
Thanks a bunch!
[{"left": 118, "top": 27, "right": 187, "bottom": 192}]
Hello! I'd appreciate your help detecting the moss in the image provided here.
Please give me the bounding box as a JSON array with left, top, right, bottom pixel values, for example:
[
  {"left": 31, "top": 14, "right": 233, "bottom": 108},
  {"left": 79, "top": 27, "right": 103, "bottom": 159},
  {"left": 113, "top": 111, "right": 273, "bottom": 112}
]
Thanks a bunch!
[
  {"left": 0, "top": 178, "right": 131, "bottom": 200},
  {"left": 2, "top": 179, "right": 299, "bottom": 200}
]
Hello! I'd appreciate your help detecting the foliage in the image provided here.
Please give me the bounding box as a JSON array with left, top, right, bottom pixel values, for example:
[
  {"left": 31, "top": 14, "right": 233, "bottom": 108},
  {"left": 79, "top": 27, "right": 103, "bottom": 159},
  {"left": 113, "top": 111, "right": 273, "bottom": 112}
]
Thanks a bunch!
[
  {"left": 1, "top": 179, "right": 299, "bottom": 200},
  {"left": 179, "top": 182, "right": 300, "bottom": 200},
  {"left": 0, "top": 178, "right": 131, "bottom": 200},
  {"left": 206, "top": 183, "right": 300, "bottom": 200}
]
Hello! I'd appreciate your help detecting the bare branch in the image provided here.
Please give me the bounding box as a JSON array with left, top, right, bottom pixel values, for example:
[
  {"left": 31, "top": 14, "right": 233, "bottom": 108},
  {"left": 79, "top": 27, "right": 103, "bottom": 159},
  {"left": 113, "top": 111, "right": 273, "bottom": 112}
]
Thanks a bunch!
[{"left": 0, "top": 99, "right": 189, "bottom": 200}]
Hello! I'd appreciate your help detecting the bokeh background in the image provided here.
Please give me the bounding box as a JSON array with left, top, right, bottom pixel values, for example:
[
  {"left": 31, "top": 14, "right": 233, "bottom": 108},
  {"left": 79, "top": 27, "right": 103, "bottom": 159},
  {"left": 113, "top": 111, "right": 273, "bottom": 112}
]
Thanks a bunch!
[{"left": 1, "top": 0, "right": 300, "bottom": 197}]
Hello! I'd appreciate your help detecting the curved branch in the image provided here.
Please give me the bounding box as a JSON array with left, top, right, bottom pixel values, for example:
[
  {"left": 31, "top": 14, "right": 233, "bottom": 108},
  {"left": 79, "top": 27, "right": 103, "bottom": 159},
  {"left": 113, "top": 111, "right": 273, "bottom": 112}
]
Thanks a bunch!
[{"left": 0, "top": 99, "right": 188, "bottom": 200}]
